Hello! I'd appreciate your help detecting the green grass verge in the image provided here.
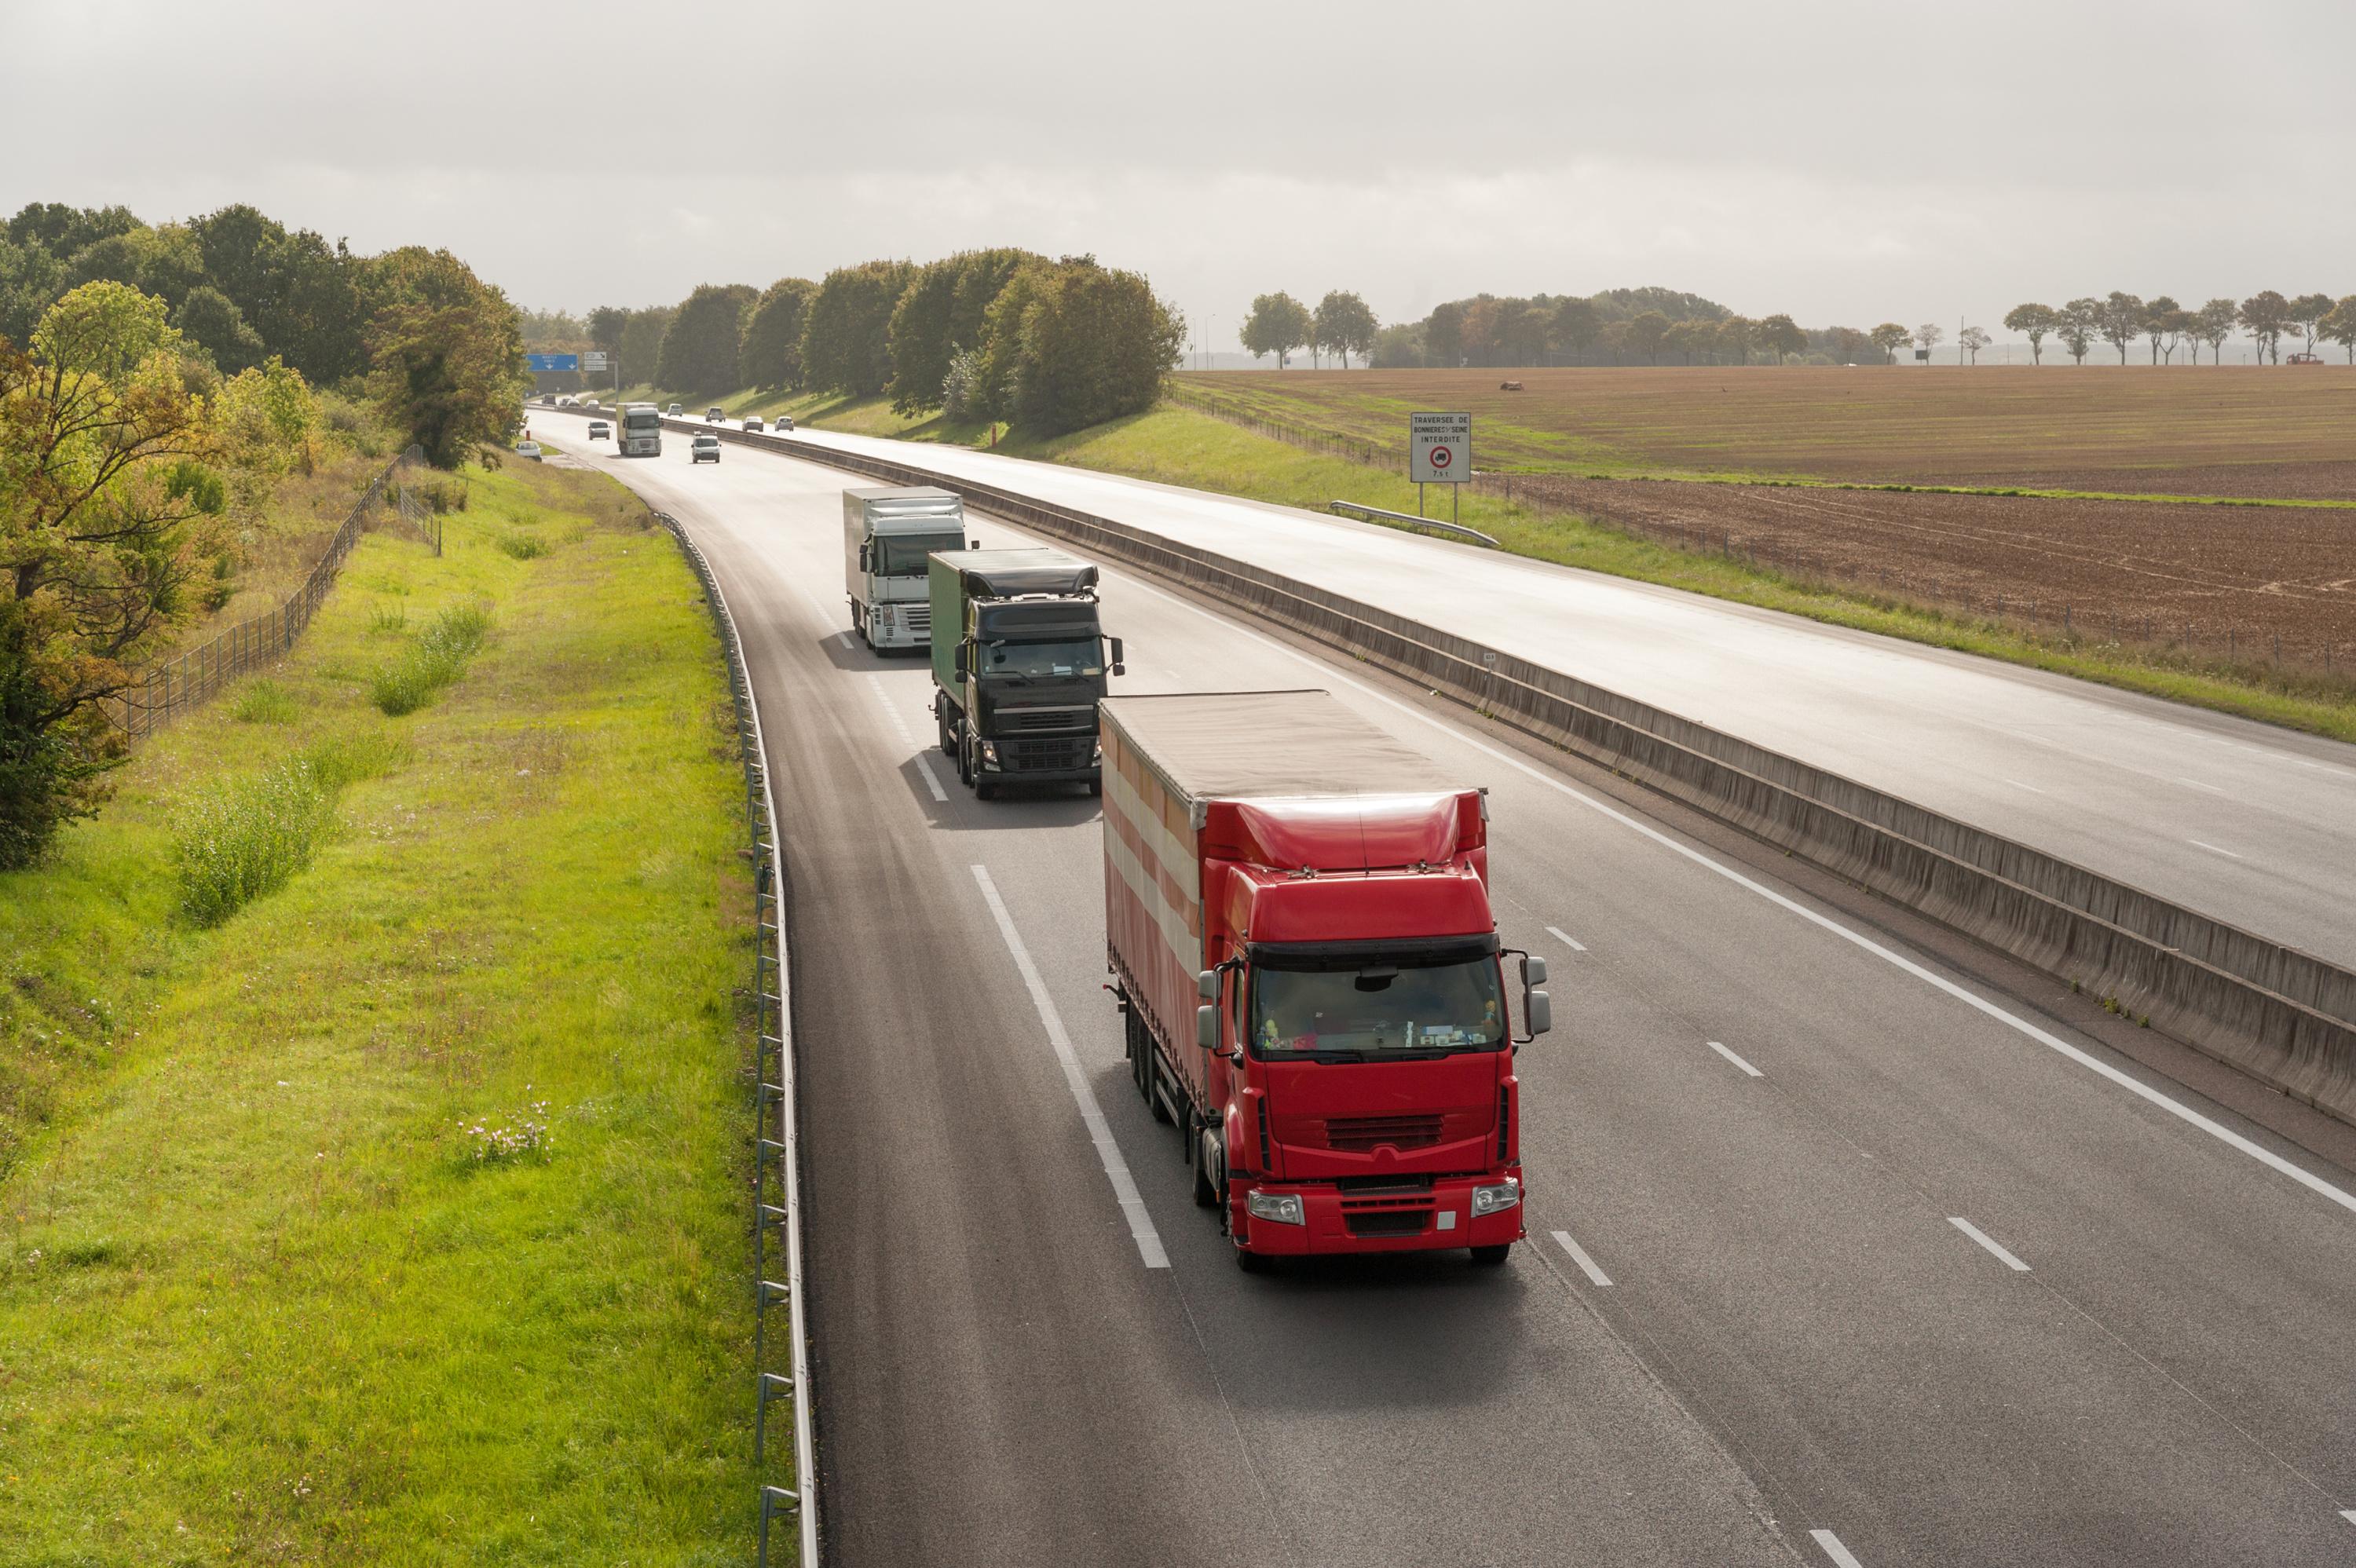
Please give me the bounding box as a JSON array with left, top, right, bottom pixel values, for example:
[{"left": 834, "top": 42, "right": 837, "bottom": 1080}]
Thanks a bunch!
[
  {"left": 1013, "top": 404, "right": 2356, "bottom": 744},
  {"left": 0, "top": 459, "right": 767, "bottom": 1563}
]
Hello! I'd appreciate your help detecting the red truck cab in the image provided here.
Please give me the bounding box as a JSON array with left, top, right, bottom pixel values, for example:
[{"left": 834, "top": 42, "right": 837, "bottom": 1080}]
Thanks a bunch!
[{"left": 1101, "top": 691, "right": 1550, "bottom": 1270}]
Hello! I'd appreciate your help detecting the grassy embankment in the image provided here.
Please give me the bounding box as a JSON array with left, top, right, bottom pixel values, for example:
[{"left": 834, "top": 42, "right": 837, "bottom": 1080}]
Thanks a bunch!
[
  {"left": 0, "top": 459, "right": 769, "bottom": 1563},
  {"left": 559, "top": 382, "right": 2356, "bottom": 739}
]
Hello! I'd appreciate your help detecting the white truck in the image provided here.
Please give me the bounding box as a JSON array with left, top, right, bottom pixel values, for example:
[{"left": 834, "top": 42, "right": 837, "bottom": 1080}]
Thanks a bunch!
[
  {"left": 616, "top": 402, "right": 662, "bottom": 458},
  {"left": 843, "top": 486, "right": 969, "bottom": 651}
]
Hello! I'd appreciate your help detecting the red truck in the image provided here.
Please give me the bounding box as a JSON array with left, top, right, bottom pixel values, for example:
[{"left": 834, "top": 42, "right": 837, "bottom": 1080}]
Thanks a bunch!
[{"left": 1101, "top": 690, "right": 1550, "bottom": 1270}]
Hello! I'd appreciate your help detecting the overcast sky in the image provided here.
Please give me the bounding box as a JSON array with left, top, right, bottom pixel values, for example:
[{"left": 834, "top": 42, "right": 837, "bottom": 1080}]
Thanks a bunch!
[{"left": 8, "top": 0, "right": 2352, "bottom": 351}]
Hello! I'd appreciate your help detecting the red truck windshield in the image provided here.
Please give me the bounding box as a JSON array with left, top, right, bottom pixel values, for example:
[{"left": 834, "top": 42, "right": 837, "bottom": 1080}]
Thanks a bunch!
[{"left": 1250, "top": 954, "right": 1504, "bottom": 1059}]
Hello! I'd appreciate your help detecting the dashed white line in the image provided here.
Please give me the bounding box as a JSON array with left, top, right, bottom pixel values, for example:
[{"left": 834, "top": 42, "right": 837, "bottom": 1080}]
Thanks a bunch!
[
  {"left": 865, "top": 674, "right": 947, "bottom": 799},
  {"left": 913, "top": 753, "right": 949, "bottom": 803},
  {"left": 1707, "top": 1040, "right": 1764, "bottom": 1078},
  {"left": 1544, "top": 925, "right": 1587, "bottom": 952},
  {"left": 1549, "top": 1229, "right": 1613, "bottom": 1286},
  {"left": 1810, "top": 1528, "right": 1865, "bottom": 1567},
  {"left": 1948, "top": 1215, "right": 2031, "bottom": 1272},
  {"left": 2186, "top": 839, "right": 2245, "bottom": 860},
  {"left": 971, "top": 865, "right": 1169, "bottom": 1269},
  {"left": 1105, "top": 575, "right": 2356, "bottom": 1220},
  {"left": 2175, "top": 777, "right": 2228, "bottom": 795},
  {"left": 2002, "top": 778, "right": 2046, "bottom": 795}
]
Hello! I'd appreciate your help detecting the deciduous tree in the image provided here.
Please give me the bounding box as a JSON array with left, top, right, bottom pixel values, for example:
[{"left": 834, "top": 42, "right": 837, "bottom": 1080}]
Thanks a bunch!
[
  {"left": 1758, "top": 314, "right": 1805, "bottom": 362},
  {"left": 654, "top": 283, "right": 757, "bottom": 394},
  {"left": 2191, "top": 298, "right": 2237, "bottom": 364},
  {"left": 802, "top": 262, "right": 915, "bottom": 397},
  {"left": 2095, "top": 293, "right": 2144, "bottom": 363},
  {"left": 173, "top": 285, "right": 265, "bottom": 375},
  {"left": 1312, "top": 291, "right": 1377, "bottom": 370},
  {"left": 1426, "top": 301, "right": 1466, "bottom": 367},
  {"left": 2237, "top": 291, "right": 2290, "bottom": 364},
  {"left": 2321, "top": 297, "right": 2356, "bottom": 364},
  {"left": 2057, "top": 299, "right": 2100, "bottom": 364},
  {"left": 1001, "top": 258, "right": 1183, "bottom": 436},
  {"left": 367, "top": 268, "right": 529, "bottom": 468},
  {"left": 2003, "top": 303, "right": 2058, "bottom": 364},
  {"left": 1238, "top": 291, "right": 1312, "bottom": 369},
  {"left": 1958, "top": 325, "right": 1991, "bottom": 364},
  {"left": 1868, "top": 323, "right": 1911, "bottom": 364},
  {"left": 1912, "top": 322, "right": 1944, "bottom": 359},
  {"left": 740, "top": 278, "right": 815, "bottom": 393},
  {"left": 1549, "top": 297, "right": 1599, "bottom": 363},
  {"left": 1626, "top": 309, "right": 1670, "bottom": 364},
  {"left": 2288, "top": 292, "right": 2333, "bottom": 356},
  {"left": 1716, "top": 316, "right": 1757, "bottom": 365}
]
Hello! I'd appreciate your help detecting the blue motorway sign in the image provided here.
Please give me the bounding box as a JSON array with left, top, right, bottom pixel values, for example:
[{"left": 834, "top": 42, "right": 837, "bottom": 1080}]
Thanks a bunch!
[{"left": 526, "top": 353, "right": 580, "bottom": 373}]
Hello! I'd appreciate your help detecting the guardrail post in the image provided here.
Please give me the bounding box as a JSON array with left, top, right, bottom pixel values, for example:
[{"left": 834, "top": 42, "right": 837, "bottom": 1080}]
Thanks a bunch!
[{"left": 759, "top": 1484, "right": 799, "bottom": 1568}]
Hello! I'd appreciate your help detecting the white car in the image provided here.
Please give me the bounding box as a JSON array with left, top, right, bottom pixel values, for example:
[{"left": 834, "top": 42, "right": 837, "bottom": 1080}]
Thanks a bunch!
[
  {"left": 587, "top": 420, "right": 611, "bottom": 440},
  {"left": 775, "top": 415, "right": 795, "bottom": 432},
  {"left": 515, "top": 440, "right": 543, "bottom": 461},
  {"left": 690, "top": 434, "right": 722, "bottom": 464},
  {"left": 667, "top": 403, "right": 683, "bottom": 417},
  {"left": 744, "top": 416, "right": 766, "bottom": 433}
]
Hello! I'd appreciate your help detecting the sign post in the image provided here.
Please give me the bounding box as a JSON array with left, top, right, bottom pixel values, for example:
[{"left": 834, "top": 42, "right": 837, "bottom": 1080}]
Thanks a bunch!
[
  {"left": 581, "top": 349, "right": 613, "bottom": 393},
  {"left": 1409, "top": 412, "right": 1471, "bottom": 525}
]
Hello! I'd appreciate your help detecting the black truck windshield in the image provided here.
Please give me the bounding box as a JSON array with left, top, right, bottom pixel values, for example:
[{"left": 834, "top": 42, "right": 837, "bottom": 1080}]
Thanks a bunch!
[
  {"left": 981, "top": 637, "right": 1102, "bottom": 678},
  {"left": 875, "top": 533, "right": 964, "bottom": 576},
  {"left": 1250, "top": 955, "right": 1504, "bottom": 1058}
]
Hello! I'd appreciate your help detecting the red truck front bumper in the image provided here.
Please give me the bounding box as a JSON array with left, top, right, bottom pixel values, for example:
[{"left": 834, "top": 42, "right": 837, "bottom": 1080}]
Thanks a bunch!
[{"left": 1231, "top": 1171, "right": 1527, "bottom": 1257}]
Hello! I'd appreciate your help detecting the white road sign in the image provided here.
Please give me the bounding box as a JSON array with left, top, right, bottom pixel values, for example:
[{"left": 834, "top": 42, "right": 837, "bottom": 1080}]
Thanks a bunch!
[
  {"left": 1410, "top": 411, "right": 1470, "bottom": 484},
  {"left": 582, "top": 350, "right": 610, "bottom": 372}
]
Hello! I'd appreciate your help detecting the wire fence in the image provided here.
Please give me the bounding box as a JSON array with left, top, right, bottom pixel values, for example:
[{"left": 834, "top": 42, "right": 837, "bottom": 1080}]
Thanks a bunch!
[
  {"left": 111, "top": 444, "right": 432, "bottom": 745},
  {"left": 1165, "top": 388, "right": 2354, "bottom": 685},
  {"left": 646, "top": 510, "right": 818, "bottom": 1568}
]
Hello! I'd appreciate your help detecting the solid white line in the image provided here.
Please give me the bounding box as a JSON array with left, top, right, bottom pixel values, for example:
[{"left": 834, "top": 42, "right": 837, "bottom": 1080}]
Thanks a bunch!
[
  {"left": 1544, "top": 924, "right": 1588, "bottom": 952},
  {"left": 2340, "top": 1508, "right": 2356, "bottom": 1526},
  {"left": 971, "top": 865, "right": 1169, "bottom": 1269},
  {"left": 1948, "top": 1215, "right": 2032, "bottom": 1271},
  {"left": 2175, "top": 777, "right": 2228, "bottom": 795},
  {"left": 913, "top": 753, "right": 949, "bottom": 803},
  {"left": 2002, "top": 778, "right": 2047, "bottom": 795},
  {"left": 2186, "top": 839, "right": 2245, "bottom": 860},
  {"left": 1550, "top": 1229, "right": 1613, "bottom": 1286},
  {"left": 1707, "top": 1040, "right": 1764, "bottom": 1078},
  {"left": 1112, "top": 574, "right": 2356, "bottom": 1219},
  {"left": 1810, "top": 1528, "right": 1865, "bottom": 1568}
]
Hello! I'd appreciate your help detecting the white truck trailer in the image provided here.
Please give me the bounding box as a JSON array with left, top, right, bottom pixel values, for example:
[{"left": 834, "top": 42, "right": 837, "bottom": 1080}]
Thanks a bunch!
[{"left": 843, "top": 486, "right": 969, "bottom": 651}]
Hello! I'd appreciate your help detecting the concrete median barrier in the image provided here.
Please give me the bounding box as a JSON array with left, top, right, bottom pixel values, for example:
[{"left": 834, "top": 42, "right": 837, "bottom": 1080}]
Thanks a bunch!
[{"left": 620, "top": 408, "right": 2356, "bottom": 1126}]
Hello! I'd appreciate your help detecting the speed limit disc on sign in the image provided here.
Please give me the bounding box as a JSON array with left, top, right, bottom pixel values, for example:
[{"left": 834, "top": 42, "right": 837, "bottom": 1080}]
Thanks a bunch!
[{"left": 1409, "top": 411, "right": 1470, "bottom": 484}]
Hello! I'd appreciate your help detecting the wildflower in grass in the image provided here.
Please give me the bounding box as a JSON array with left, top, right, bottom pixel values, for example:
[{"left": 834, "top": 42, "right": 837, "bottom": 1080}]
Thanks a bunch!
[{"left": 459, "top": 1101, "right": 554, "bottom": 1164}]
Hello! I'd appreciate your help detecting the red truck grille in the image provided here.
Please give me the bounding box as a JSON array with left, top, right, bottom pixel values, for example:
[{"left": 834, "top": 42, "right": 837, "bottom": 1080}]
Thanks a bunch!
[
  {"left": 1345, "top": 1210, "right": 1431, "bottom": 1238},
  {"left": 1323, "top": 1114, "right": 1445, "bottom": 1152}
]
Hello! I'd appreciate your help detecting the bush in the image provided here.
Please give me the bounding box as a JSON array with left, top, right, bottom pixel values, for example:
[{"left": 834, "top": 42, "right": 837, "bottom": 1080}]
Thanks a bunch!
[
  {"left": 0, "top": 598, "right": 115, "bottom": 870},
  {"left": 231, "top": 680, "right": 298, "bottom": 725},
  {"left": 172, "top": 759, "right": 332, "bottom": 926},
  {"left": 370, "top": 604, "right": 490, "bottom": 717},
  {"left": 496, "top": 532, "right": 548, "bottom": 560}
]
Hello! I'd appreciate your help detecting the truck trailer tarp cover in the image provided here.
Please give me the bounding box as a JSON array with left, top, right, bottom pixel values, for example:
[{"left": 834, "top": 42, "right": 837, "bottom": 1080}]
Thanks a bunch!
[{"left": 1099, "top": 690, "right": 1461, "bottom": 805}]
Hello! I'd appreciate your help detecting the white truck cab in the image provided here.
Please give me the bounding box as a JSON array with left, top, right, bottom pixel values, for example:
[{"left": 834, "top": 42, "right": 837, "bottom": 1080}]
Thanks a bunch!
[{"left": 843, "top": 485, "right": 968, "bottom": 652}]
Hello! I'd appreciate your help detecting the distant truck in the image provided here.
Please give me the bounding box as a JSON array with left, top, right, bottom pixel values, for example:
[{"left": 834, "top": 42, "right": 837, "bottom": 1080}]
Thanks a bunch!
[
  {"left": 1100, "top": 689, "right": 1549, "bottom": 1271},
  {"left": 843, "top": 486, "right": 968, "bottom": 651},
  {"left": 928, "top": 547, "right": 1121, "bottom": 799},
  {"left": 616, "top": 402, "right": 662, "bottom": 458}
]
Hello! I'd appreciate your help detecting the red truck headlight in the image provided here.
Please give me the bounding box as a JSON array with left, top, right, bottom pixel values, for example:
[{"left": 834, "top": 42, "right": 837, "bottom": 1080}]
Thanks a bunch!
[
  {"left": 1246, "top": 1190, "right": 1304, "bottom": 1226},
  {"left": 1470, "top": 1177, "right": 1521, "bottom": 1217}
]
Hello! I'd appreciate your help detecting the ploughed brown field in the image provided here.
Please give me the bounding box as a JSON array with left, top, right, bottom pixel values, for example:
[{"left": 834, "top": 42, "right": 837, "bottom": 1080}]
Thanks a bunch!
[
  {"left": 1173, "top": 366, "right": 2356, "bottom": 664},
  {"left": 1489, "top": 470, "right": 2356, "bottom": 664},
  {"left": 1177, "top": 364, "right": 2356, "bottom": 498}
]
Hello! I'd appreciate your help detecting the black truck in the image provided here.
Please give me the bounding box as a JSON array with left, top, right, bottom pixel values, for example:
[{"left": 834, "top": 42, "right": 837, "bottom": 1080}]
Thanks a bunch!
[{"left": 928, "top": 548, "right": 1123, "bottom": 800}]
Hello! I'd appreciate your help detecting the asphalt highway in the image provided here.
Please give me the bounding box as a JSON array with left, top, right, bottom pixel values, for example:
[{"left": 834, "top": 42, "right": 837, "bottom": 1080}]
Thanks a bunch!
[
  {"left": 773, "top": 426, "right": 2356, "bottom": 973},
  {"left": 543, "top": 420, "right": 2356, "bottom": 1568}
]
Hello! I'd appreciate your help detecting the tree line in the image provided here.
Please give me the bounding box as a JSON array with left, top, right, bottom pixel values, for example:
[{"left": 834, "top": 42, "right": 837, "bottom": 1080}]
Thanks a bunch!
[
  {"left": 3, "top": 199, "right": 535, "bottom": 867},
  {"left": 1232, "top": 283, "right": 2356, "bottom": 369},
  {"left": 2001, "top": 293, "right": 2356, "bottom": 365},
  {"left": 562, "top": 250, "right": 1184, "bottom": 437}
]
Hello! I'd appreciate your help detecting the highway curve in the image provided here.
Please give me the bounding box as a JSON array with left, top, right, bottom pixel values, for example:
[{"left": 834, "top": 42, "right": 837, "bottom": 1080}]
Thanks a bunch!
[{"left": 553, "top": 421, "right": 2356, "bottom": 1568}]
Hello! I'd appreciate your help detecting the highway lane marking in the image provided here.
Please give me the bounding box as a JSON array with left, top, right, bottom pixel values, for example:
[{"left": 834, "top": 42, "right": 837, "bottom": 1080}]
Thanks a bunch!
[
  {"left": 1110, "top": 573, "right": 2356, "bottom": 1220},
  {"left": 1707, "top": 1040, "right": 1764, "bottom": 1078},
  {"left": 971, "top": 865, "right": 1170, "bottom": 1270},
  {"left": 2002, "top": 778, "right": 2046, "bottom": 794},
  {"left": 1549, "top": 1229, "right": 1613, "bottom": 1286},
  {"left": 865, "top": 675, "right": 948, "bottom": 802},
  {"left": 2175, "top": 777, "right": 2229, "bottom": 795},
  {"left": 2186, "top": 839, "right": 2245, "bottom": 860},
  {"left": 1809, "top": 1529, "right": 1865, "bottom": 1567},
  {"left": 1948, "top": 1215, "right": 2031, "bottom": 1272},
  {"left": 2340, "top": 1508, "right": 2356, "bottom": 1525},
  {"left": 1544, "top": 925, "right": 1588, "bottom": 952}
]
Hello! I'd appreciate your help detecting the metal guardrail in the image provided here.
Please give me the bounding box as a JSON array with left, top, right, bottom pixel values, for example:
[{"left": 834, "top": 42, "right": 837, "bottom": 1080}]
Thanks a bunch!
[
  {"left": 1327, "top": 499, "right": 1499, "bottom": 548},
  {"left": 646, "top": 510, "right": 818, "bottom": 1568},
  {"left": 113, "top": 444, "right": 430, "bottom": 744}
]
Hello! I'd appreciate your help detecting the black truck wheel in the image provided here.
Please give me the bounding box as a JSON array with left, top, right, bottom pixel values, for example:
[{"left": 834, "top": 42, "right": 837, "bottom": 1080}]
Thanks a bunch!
[
  {"left": 937, "top": 708, "right": 956, "bottom": 757},
  {"left": 1235, "top": 1244, "right": 1272, "bottom": 1275},
  {"left": 1193, "top": 1128, "right": 1221, "bottom": 1208},
  {"left": 1469, "top": 1245, "right": 1513, "bottom": 1268}
]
